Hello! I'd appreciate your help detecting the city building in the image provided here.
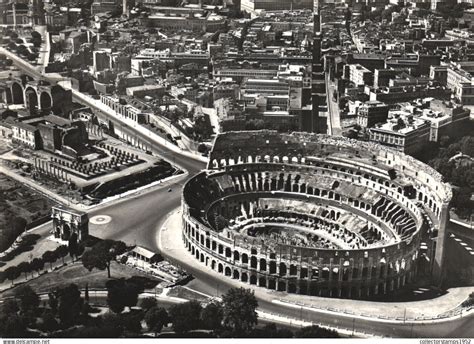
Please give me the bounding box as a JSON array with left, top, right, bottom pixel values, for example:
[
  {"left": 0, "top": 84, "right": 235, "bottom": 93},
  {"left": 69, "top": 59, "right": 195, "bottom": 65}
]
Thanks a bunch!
[
  {"left": 10, "top": 114, "right": 89, "bottom": 158},
  {"left": 369, "top": 99, "right": 470, "bottom": 153},
  {"left": 100, "top": 95, "right": 151, "bottom": 124},
  {"left": 140, "top": 8, "right": 226, "bottom": 32},
  {"left": 357, "top": 100, "right": 390, "bottom": 128},
  {"left": 241, "top": 0, "right": 313, "bottom": 15},
  {"left": 445, "top": 62, "right": 474, "bottom": 105},
  {"left": 348, "top": 64, "right": 373, "bottom": 87}
]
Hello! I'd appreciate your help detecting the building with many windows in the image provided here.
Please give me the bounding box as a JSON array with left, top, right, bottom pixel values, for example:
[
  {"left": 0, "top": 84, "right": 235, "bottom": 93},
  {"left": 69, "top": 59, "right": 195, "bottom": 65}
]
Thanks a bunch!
[
  {"left": 241, "top": 0, "right": 313, "bottom": 15},
  {"left": 357, "top": 100, "right": 389, "bottom": 128},
  {"left": 369, "top": 99, "right": 470, "bottom": 153},
  {"left": 348, "top": 64, "right": 373, "bottom": 87},
  {"left": 445, "top": 62, "right": 474, "bottom": 105}
]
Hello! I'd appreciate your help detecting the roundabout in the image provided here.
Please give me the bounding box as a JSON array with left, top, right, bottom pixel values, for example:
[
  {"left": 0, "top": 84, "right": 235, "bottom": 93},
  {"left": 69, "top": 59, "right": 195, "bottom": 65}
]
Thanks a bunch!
[{"left": 90, "top": 215, "right": 113, "bottom": 225}]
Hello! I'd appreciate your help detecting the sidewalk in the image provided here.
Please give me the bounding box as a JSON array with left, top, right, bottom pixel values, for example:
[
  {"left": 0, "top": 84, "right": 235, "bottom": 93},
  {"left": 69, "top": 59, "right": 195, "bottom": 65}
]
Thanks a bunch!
[{"left": 159, "top": 209, "right": 474, "bottom": 323}]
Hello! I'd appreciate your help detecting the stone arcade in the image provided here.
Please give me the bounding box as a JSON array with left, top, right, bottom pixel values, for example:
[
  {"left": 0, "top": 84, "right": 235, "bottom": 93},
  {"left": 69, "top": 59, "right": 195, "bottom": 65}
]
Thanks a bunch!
[{"left": 181, "top": 131, "right": 452, "bottom": 299}]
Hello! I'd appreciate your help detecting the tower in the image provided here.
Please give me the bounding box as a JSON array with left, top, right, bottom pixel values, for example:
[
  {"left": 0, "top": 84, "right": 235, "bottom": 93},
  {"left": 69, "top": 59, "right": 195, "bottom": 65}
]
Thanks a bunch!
[
  {"left": 123, "top": 0, "right": 129, "bottom": 16},
  {"left": 306, "top": 0, "right": 327, "bottom": 133},
  {"left": 12, "top": 1, "right": 17, "bottom": 28}
]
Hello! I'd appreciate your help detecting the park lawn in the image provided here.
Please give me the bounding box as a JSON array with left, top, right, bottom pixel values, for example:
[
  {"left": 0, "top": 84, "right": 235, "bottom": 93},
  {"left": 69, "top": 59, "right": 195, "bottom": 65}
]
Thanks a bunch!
[{"left": 3, "top": 261, "right": 162, "bottom": 297}]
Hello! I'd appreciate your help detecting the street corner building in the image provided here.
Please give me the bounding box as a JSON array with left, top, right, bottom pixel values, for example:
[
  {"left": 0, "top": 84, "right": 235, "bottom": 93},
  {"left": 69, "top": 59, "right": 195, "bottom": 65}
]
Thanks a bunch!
[{"left": 181, "top": 130, "right": 452, "bottom": 299}]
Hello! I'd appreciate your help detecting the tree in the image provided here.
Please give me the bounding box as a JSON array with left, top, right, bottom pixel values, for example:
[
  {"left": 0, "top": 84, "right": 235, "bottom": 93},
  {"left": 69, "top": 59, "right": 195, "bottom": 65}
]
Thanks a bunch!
[
  {"left": 1, "top": 299, "right": 19, "bottom": 315},
  {"left": 31, "top": 35, "right": 42, "bottom": 48},
  {"left": 27, "top": 53, "right": 37, "bottom": 61},
  {"left": 30, "top": 257, "right": 44, "bottom": 276},
  {"left": 7, "top": 42, "right": 16, "bottom": 51},
  {"left": 41, "top": 310, "right": 59, "bottom": 334},
  {"left": 100, "top": 312, "right": 124, "bottom": 337},
  {"left": 222, "top": 288, "right": 258, "bottom": 334},
  {"left": 201, "top": 301, "right": 224, "bottom": 331},
  {"left": 68, "top": 232, "right": 79, "bottom": 260},
  {"left": 42, "top": 250, "right": 58, "bottom": 270},
  {"left": 55, "top": 245, "right": 69, "bottom": 264},
  {"left": 460, "top": 136, "right": 474, "bottom": 157},
  {"left": 17, "top": 261, "right": 31, "bottom": 280},
  {"left": 139, "top": 297, "right": 158, "bottom": 312},
  {"left": 81, "top": 240, "right": 127, "bottom": 278},
  {"left": 197, "top": 143, "right": 209, "bottom": 154},
  {"left": 5, "top": 266, "right": 20, "bottom": 286},
  {"left": 48, "top": 292, "right": 58, "bottom": 314},
  {"left": 14, "top": 285, "right": 39, "bottom": 313},
  {"left": 144, "top": 306, "right": 169, "bottom": 334},
  {"left": 295, "top": 325, "right": 339, "bottom": 338},
  {"left": 106, "top": 279, "right": 141, "bottom": 313},
  {"left": 451, "top": 187, "right": 473, "bottom": 219},
  {"left": 8, "top": 31, "right": 18, "bottom": 40},
  {"left": 31, "top": 30, "right": 42, "bottom": 40},
  {"left": 169, "top": 300, "right": 202, "bottom": 334},
  {"left": 344, "top": 129, "right": 358, "bottom": 139},
  {"left": 84, "top": 283, "right": 89, "bottom": 303},
  {"left": 256, "top": 323, "right": 294, "bottom": 338},
  {"left": 122, "top": 311, "right": 143, "bottom": 334},
  {"left": 245, "top": 119, "right": 265, "bottom": 131},
  {"left": 12, "top": 217, "right": 27, "bottom": 235},
  {"left": 55, "top": 284, "right": 83, "bottom": 327},
  {"left": 0, "top": 314, "right": 26, "bottom": 337},
  {"left": 17, "top": 45, "right": 28, "bottom": 57}
]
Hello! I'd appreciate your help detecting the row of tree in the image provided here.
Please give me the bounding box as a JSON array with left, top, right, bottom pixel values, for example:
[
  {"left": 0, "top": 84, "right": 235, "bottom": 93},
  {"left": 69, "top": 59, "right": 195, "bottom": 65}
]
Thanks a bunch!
[
  {"left": 1, "top": 235, "right": 128, "bottom": 288},
  {"left": 1, "top": 245, "right": 75, "bottom": 286}
]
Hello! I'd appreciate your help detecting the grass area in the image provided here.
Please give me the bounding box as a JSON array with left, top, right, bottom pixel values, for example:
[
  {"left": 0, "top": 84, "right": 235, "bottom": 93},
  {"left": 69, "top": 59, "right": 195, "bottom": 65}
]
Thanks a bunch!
[
  {"left": 2, "top": 261, "right": 162, "bottom": 297},
  {"left": 167, "top": 286, "right": 210, "bottom": 302}
]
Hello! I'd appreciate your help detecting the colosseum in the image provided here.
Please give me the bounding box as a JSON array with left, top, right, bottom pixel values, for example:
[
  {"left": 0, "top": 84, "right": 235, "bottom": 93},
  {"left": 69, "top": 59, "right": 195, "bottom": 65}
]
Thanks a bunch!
[{"left": 181, "top": 131, "right": 452, "bottom": 299}]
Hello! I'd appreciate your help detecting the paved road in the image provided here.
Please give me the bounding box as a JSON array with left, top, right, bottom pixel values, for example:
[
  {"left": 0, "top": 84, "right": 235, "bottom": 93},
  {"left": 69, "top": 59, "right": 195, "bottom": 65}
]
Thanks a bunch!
[
  {"left": 88, "top": 166, "right": 202, "bottom": 252},
  {"left": 3, "top": 50, "right": 473, "bottom": 338},
  {"left": 326, "top": 73, "right": 342, "bottom": 136}
]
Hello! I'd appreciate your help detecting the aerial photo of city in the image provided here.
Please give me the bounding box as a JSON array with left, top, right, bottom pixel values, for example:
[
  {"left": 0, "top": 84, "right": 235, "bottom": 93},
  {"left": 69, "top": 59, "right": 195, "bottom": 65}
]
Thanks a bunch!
[{"left": 0, "top": 0, "right": 473, "bottom": 341}]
